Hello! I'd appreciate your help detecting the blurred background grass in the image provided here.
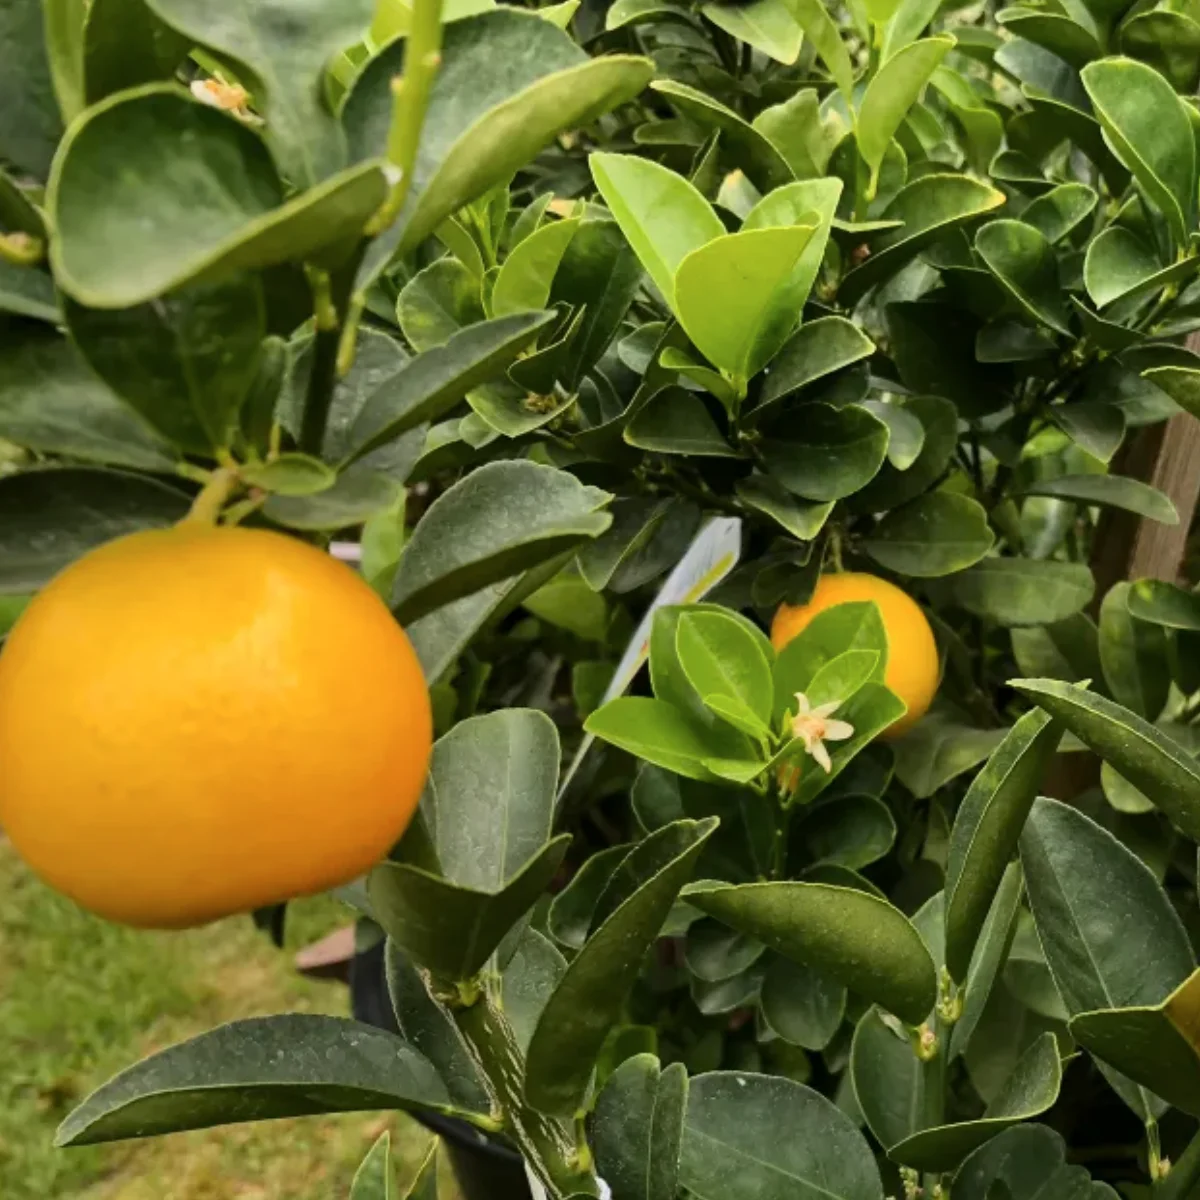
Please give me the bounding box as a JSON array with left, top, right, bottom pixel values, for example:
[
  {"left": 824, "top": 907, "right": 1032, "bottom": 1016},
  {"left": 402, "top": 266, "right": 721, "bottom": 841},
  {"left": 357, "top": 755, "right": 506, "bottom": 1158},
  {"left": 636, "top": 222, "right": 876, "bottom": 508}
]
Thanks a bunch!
[{"left": 0, "top": 838, "right": 461, "bottom": 1198}]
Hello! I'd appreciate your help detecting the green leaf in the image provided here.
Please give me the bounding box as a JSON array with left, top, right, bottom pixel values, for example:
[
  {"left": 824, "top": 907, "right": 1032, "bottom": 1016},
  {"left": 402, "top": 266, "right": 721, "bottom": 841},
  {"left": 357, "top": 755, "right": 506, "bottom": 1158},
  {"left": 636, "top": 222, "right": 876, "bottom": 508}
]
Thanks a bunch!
[
  {"left": 82, "top": 0, "right": 188, "bottom": 105},
  {"left": 997, "top": 9, "right": 1100, "bottom": 68},
  {"left": 752, "top": 316, "right": 876, "bottom": 417},
  {"left": 649, "top": 80, "right": 795, "bottom": 193},
  {"left": 348, "top": 311, "right": 554, "bottom": 459},
  {"left": 398, "top": 257, "right": 485, "bottom": 352},
  {"left": 41, "top": 0, "right": 86, "bottom": 123},
  {"left": 345, "top": 12, "right": 654, "bottom": 282},
  {"left": 49, "top": 86, "right": 386, "bottom": 308},
  {"left": 677, "top": 610, "right": 774, "bottom": 727},
  {"left": 858, "top": 37, "right": 955, "bottom": 184},
  {"left": 1021, "top": 796, "right": 1194, "bottom": 1022},
  {"left": 839, "top": 175, "right": 1006, "bottom": 306},
  {"left": 761, "top": 403, "right": 890, "bottom": 502},
  {"left": 350, "top": 1132, "right": 399, "bottom": 1200},
  {"left": 384, "top": 942, "right": 490, "bottom": 1113},
  {"left": 1121, "top": 11, "right": 1200, "bottom": 92},
  {"left": 500, "top": 927, "right": 567, "bottom": 1057},
  {"left": 1083, "top": 226, "right": 1200, "bottom": 308},
  {"left": 1050, "top": 400, "right": 1126, "bottom": 463},
  {"left": 0, "top": 467, "right": 191, "bottom": 594},
  {"left": 975, "top": 220, "right": 1071, "bottom": 335},
  {"left": 391, "top": 461, "right": 611, "bottom": 624},
  {"left": 0, "top": 261, "right": 58, "bottom": 323},
  {"left": 863, "top": 492, "right": 995, "bottom": 578},
  {"left": 64, "top": 275, "right": 265, "bottom": 454},
  {"left": 491, "top": 217, "right": 580, "bottom": 318},
  {"left": 593, "top": 1055, "right": 688, "bottom": 1200},
  {"left": 735, "top": 477, "right": 834, "bottom": 542},
  {"left": 524, "top": 818, "right": 717, "bottom": 1116},
  {"left": 949, "top": 862, "right": 1023, "bottom": 1059},
  {"left": 0, "top": 330, "right": 178, "bottom": 471},
  {"left": 852, "top": 395, "right": 958, "bottom": 513},
  {"left": 890, "top": 1033, "right": 1062, "bottom": 1172},
  {"left": 680, "top": 1072, "right": 883, "bottom": 1200},
  {"left": 797, "top": 794, "right": 896, "bottom": 869},
  {"left": 1099, "top": 581, "right": 1170, "bottom": 720},
  {"left": 850, "top": 1006, "right": 920, "bottom": 1150},
  {"left": 954, "top": 1125, "right": 1119, "bottom": 1200},
  {"left": 624, "top": 387, "right": 737, "bottom": 457},
  {"left": 700, "top": 0, "right": 803, "bottom": 65},
  {"left": 675, "top": 225, "right": 818, "bottom": 380},
  {"left": 1022, "top": 473, "right": 1177, "bottom": 524},
  {"left": 547, "top": 844, "right": 630, "bottom": 951},
  {"left": 892, "top": 709, "right": 1008, "bottom": 800},
  {"left": 686, "top": 920, "right": 767, "bottom": 982},
  {"left": 685, "top": 881, "right": 936, "bottom": 1024},
  {"left": 1080, "top": 57, "right": 1196, "bottom": 248},
  {"left": 1011, "top": 680, "right": 1200, "bottom": 842},
  {"left": 146, "top": 0, "right": 373, "bottom": 186},
  {"left": 954, "top": 559, "right": 1094, "bottom": 626},
  {"left": 760, "top": 957, "right": 846, "bottom": 1049},
  {"left": 240, "top": 454, "right": 335, "bottom": 496},
  {"left": 523, "top": 569, "right": 608, "bottom": 641},
  {"left": 944, "top": 710, "right": 1059, "bottom": 982},
  {"left": 264, "top": 469, "right": 404, "bottom": 532},
  {"left": 590, "top": 152, "right": 725, "bottom": 305},
  {"left": 0, "top": 0, "right": 64, "bottom": 179},
  {"left": 57, "top": 1015, "right": 453, "bottom": 1146},
  {"left": 1128, "top": 579, "right": 1200, "bottom": 630},
  {"left": 782, "top": 0, "right": 855, "bottom": 98},
  {"left": 1067, "top": 970, "right": 1200, "bottom": 1117},
  {"left": 1021, "top": 182, "right": 1098, "bottom": 243},
  {"left": 576, "top": 497, "right": 700, "bottom": 594}
]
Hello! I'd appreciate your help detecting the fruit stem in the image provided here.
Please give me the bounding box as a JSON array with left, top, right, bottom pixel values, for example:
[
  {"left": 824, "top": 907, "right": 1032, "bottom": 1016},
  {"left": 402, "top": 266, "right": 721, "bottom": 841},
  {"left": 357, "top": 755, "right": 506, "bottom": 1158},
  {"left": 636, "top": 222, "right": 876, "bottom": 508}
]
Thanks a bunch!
[{"left": 182, "top": 467, "right": 239, "bottom": 526}]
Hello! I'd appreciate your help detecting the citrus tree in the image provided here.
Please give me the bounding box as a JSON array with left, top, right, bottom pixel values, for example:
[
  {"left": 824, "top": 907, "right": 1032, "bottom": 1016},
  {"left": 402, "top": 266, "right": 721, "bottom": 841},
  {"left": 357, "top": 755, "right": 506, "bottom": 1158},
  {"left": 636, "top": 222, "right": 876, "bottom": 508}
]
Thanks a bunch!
[{"left": 4, "top": 0, "right": 1200, "bottom": 1196}]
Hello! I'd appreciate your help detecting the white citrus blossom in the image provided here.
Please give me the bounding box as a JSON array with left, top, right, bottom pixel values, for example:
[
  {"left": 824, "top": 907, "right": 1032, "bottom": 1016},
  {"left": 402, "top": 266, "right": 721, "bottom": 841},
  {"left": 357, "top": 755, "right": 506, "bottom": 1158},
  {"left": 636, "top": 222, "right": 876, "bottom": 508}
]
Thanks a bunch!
[{"left": 790, "top": 692, "right": 855, "bottom": 773}]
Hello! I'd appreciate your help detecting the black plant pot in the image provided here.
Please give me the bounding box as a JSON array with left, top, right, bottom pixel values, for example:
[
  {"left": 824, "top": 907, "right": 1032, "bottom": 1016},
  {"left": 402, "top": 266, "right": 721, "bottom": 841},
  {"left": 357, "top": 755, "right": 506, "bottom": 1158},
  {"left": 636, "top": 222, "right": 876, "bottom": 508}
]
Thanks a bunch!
[{"left": 350, "top": 939, "right": 534, "bottom": 1200}]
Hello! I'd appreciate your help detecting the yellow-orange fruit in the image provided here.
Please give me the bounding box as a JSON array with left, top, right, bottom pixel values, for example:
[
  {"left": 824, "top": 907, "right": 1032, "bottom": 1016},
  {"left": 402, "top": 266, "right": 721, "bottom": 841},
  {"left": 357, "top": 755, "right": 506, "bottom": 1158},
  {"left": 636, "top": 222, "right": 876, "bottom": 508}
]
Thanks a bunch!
[
  {"left": 0, "top": 524, "right": 432, "bottom": 928},
  {"left": 771, "top": 572, "right": 939, "bottom": 738}
]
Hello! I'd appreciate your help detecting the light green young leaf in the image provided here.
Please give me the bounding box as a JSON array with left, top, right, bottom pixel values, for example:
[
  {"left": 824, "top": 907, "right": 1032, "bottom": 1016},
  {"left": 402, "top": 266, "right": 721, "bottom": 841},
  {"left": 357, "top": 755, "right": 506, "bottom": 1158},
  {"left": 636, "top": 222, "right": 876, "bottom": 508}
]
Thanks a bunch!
[
  {"left": 782, "top": 0, "right": 855, "bottom": 98},
  {"left": 677, "top": 610, "right": 775, "bottom": 727},
  {"left": 701, "top": 0, "right": 803, "bottom": 65},
  {"left": 491, "top": 217, "right": 580, "bottom": 317}
]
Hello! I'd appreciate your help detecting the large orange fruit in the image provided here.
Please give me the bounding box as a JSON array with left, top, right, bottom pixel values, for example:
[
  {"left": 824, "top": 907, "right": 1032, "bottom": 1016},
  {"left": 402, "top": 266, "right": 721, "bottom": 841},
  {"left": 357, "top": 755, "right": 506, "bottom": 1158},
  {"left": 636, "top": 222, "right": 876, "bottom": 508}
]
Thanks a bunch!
[
  {"left": 0, "top": 524, "right": 432, "bottom": 928},
  {"left": 771, "top": 572, "right": 939, "bottom": 738}
]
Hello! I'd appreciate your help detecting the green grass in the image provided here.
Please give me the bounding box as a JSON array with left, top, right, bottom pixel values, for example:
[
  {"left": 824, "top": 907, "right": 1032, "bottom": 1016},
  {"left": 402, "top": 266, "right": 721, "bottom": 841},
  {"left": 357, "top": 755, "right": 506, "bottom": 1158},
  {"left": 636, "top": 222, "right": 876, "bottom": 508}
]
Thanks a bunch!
[{"left": 0, "top": 840, "right": 458, "bottom": 1199}]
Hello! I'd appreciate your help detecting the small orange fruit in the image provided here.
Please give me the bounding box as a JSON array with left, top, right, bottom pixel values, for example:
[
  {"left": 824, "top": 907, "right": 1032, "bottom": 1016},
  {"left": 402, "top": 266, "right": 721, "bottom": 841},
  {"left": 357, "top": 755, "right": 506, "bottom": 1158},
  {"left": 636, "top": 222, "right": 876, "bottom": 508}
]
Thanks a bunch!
[
  {"left": 0, "top": 524, "right": 432, "bottom": 928},
  {"left": 771, "top": 572, "right": 938, "bottom": 739}
]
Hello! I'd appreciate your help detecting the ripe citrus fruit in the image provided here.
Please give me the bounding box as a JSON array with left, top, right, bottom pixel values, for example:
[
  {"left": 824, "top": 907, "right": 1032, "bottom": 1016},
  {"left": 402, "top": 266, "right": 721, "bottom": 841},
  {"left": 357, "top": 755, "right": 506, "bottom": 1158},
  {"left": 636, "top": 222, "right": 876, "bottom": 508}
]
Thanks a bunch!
[
  {"left": 0, "top": 524, "right": 432, "bottom": 928},
  {"left": 771, "top": 572, "right": 938, "bottom": 739}
]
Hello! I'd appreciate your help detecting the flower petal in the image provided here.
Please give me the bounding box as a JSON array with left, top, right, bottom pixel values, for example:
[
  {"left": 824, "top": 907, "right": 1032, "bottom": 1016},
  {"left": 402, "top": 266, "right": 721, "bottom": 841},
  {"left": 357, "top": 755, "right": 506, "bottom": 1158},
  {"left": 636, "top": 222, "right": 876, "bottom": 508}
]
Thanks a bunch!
[
  {"left": 823, "top": 719, "right": 856, "bottom": 741},
  {"left": 812, "top": 700, "right": 842, "bottom": 719},
  {"left": 810, "top": 739, "right": 833, "bottom": 773},
  {"left": 793, "top": 691, "right": 811, "bottom": 715}
]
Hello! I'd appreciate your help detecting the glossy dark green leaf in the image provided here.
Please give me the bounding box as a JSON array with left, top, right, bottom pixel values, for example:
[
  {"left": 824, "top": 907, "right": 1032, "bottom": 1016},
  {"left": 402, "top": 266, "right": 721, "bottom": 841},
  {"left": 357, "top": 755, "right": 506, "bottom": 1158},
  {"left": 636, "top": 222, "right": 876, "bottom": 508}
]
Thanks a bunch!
[
  {"left": 850, "top": 1007, "right": 920, "bottom": 1150},
  {"left": 891, "top": 1034, "right": 1061, "bottom": 1172},
  {"left": 57, "top": 1015, "right": 453, "bottom": 1146},
  {"left": 863, "top": 492, "right": 994, "bottom": 578},
  {"left": 0, "top": 0, "right": 63, "bottom": 178},
  {"left": 625, "top": 387, "right": 736, "bottom": 457},
  {"left": 685, "top": 919, "right": 765, "bottom": 983},
  {"left": 761, "top": 403, "right": 889, "bottom": 502},
  {"left": 1083, "top": 226, "right": 1200, "bottom": 309},
  {"left": 1050, "top": 401, "right": 1126, "bottom": 463},
  {"left": 953, "top": 1124, "right": 1118, "bottom": 1200},
  {"left": 650, "top": 80, "right": 794, "bottom": 193},
  {"left": 944, "top": 709, "right": 1060, "bottom": 981},
  {"left": 397, "top": 257, "right": 485, "bottom": 352},
  {"left": 1122, "top": 11, "right": 1200, "bottom": 92},
  {"left": 753, "top": 316, "right": 875, "bottom": 416},
  {"left": 839, "top": 174, "right": 1006, "bottom": 306},
  {"left": 0, "top": 329, "right": 178, "bottom": 470},
  {"left": 1080, "top": 57, "right": 1196, "bottom": 248},
  {"left": 685, "top": 880, "right": 935, "bottom": 1024},
  {"left": 65, "top": 275, "right": 264, "bottom": 454},
  {"left": 1010, "top": 613, "right": 1103, "bottom": 684},
  {"left": 391, "top": 461, "right": 610, "bottom": 624},
  {"left": 892, "top": 709, "right": 1007, "bottom": 800},
  {"left": 345, "top": 15, "right": 653, "bottom": 282},
  {"left": 759, "top": 956, "right": 846, "bottom": 1050},
  {"left": 576, "top": 498, "right": 700, "bottom": 594},
  {"left": 0, "top": 260, "right": 58, "bottom": 322},
  {"left": 1099, "top": 581, "right": 1169, "bottom": 721},
  {"left": 82, "top": 0, "right": 188, "bottom": 104},
  {"left": 50, "top": 86, "right": 386, "bottom": 308},
  {"left": 680, "top": 1071, "right": 883, "bottom": 1200},
  {"left": 1021, "top": 182, "right": 1097, "bottom": 243},
  {"left": 500, "top": 927, "right": 567, "bottom": 1057},
  {"left": 524, "top": 818, "right": 717, "bottom": 1116},
  {"left": 975, "top": 220, "right": 1070, "bottom": 335},
  {"left": 735, "top": 477, "right": 833, "bottom": 541},
  {"left": 1128, "top": 579, "right": 1200, "bottom": 630},
  {"left": 954, "top": 559, "right": 1094, "bottom": 626},
  {"left": 0, "top": 467, "right": 191, "bottom": 593},
  {"left": 797, "top": 794, "right": 896, "bottom": 869},
  {"left": 384, "top": 941, "right": 490, "bottom": 1113},
  {"left": 593, "top": 1055, "right": 687, "bottom": 1200},
  {"left": 147, "top": 0, "right": 373, "bottom": 185},
  {"left": 1067, "top": 969, "right": 1200, "bottom": 1117},
  {"left": 1020, "top": 796, "right": 1194, "bottom": 1015},
  {"left": 853, "top": 395, "right": 958, "bottom": 513},
  {"left": 1011, "top": 680, "right": 1200, "bottom": 842}
]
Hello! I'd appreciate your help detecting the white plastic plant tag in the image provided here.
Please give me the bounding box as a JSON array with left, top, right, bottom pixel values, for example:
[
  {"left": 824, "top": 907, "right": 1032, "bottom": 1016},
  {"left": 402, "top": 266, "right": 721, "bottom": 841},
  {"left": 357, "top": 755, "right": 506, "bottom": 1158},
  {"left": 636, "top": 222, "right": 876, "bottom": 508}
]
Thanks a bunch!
[{"left": 557, "top": 515, "right": 743, "bottom": 799}]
